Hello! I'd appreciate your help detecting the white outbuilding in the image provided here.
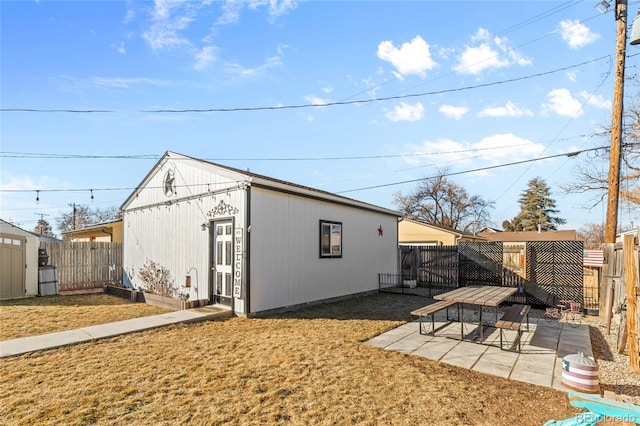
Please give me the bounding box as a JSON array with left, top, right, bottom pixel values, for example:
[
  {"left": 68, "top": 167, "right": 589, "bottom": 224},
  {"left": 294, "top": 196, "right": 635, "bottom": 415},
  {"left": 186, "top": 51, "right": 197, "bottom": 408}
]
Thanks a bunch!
[
  {"left": 121, "top": 151, "right": 400, "bottom": 316},
  {"left": 0, "top": 219, "right": 39, "bottom": 299}
]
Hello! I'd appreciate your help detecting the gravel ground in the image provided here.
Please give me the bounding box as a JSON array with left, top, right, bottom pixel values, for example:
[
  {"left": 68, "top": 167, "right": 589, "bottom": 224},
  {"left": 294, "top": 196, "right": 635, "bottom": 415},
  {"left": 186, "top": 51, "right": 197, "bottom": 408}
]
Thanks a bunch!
[{"left": 582, "top": 313, "right": 640, "bottom": 405}]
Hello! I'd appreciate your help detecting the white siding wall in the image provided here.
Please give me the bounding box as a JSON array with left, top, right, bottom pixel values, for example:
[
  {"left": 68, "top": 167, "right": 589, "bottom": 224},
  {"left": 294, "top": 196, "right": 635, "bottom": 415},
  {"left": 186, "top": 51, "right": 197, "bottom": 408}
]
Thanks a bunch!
[
  {"left": 123, "top": 158, "right": 247, "bottom": 310},
  {"left": 0, "top": 222, "right": 39, "bottom": 297},
  {"left": 248, "top": 187, "right": 398, "bottom": 313}
]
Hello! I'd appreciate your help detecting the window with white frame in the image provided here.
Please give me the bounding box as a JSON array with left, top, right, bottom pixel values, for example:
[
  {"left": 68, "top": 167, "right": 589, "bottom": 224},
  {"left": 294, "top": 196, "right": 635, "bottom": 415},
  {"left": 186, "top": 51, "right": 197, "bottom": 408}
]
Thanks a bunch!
[{"left": 319, "top": 220, "right": 342, "bottom": 258}]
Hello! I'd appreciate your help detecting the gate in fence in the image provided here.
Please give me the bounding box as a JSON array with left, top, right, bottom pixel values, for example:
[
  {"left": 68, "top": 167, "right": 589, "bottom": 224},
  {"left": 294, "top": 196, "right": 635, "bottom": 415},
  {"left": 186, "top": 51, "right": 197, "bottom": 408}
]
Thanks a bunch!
[{"left": 384, "top": 240, "right": 584, "bottom": 307}]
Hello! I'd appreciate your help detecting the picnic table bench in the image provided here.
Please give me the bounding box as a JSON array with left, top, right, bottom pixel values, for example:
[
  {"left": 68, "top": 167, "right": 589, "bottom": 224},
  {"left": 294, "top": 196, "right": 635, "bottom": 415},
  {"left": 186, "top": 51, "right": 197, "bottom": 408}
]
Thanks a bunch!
[
  {"left": 495, "top": 303, "right": 531, "bottom": 352},
  {"left": 411, "top": 300, "right": 457, "bottom": 336}
]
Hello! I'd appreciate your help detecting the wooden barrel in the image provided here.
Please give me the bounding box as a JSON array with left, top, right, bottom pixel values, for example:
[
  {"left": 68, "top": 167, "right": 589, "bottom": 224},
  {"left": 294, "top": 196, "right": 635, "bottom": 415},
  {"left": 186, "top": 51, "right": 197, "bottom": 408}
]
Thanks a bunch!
[{"left": 561, "top": 352, "right": 600, "bottom": 393}]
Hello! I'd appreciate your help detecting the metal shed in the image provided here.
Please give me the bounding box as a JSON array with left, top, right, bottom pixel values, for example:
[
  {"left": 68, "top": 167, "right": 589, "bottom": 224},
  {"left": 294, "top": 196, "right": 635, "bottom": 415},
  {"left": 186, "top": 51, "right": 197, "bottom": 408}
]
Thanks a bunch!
[
  {"left": 120, "top": 151, "right": 401, "bottom": 316},
  {"left": 0, "top": 219, "right": 39, "bottom": 299}
]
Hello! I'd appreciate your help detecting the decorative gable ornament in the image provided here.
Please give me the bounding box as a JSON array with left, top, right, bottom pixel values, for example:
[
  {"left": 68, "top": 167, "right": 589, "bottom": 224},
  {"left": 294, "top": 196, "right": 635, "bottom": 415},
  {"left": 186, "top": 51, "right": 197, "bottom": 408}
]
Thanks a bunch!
[
  {"left": 163, "top": 170, "right": 176, "bottom": 197},
  {"left": 207, "top": 199, "right": 239, "bottom": 218}
]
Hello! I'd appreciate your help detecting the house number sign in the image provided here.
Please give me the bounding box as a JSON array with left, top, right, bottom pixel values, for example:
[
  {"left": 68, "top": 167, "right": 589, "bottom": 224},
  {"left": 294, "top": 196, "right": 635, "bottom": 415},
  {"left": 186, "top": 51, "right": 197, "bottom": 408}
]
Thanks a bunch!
[{"left": 233, "top": 228, "right": 242, "bottom": 298}]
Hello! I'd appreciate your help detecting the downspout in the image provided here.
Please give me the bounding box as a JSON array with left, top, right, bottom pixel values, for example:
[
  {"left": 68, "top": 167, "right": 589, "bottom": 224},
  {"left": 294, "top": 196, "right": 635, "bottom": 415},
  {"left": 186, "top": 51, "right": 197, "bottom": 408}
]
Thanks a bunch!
[{"left": 100, "top": 227, "right": 113, "bottom": 242}]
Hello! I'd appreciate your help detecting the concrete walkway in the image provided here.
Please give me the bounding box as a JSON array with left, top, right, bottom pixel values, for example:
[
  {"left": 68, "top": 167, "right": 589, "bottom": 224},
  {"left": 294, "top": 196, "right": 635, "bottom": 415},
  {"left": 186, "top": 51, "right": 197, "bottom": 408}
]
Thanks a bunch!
[
  {"left": 365, "top": 307, "right": 593, "bottom": 392},
  {"left": 0, "top": 306, "right": 231, "bottom": 358}
]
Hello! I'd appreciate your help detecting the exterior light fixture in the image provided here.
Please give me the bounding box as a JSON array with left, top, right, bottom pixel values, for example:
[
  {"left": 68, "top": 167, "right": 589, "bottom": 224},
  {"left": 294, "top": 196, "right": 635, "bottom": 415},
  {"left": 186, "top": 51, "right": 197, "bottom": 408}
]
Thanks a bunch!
[{"left": 596, "top": 0, "right": 611, "bottom": 14}]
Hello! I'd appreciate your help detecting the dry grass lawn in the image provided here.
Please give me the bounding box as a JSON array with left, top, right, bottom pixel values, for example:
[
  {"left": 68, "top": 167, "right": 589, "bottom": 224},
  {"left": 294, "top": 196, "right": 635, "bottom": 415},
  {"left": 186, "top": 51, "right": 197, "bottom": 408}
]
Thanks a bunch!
[
  {"left": 0, "top": 293, "right": 580, "bottom": 425},
  {"left": 0, "top": 294, "right": 170, "bottom": 340}
]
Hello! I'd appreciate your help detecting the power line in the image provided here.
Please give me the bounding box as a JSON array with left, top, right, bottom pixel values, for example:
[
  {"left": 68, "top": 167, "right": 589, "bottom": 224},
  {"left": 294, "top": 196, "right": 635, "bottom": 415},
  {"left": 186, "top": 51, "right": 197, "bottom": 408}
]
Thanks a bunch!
[
  {"left": 336, "top": 144, "right": 621, "bottom": 194},
  {"left": 0, "top": 142, "right": 540, "bottom": 161},
  {"left": 0, "top": 56, "right": 612, "bottom": 114},
  {"left": 0, "top": 145, "right": 622, "bottom": 195},
  {"left": 0, "top": 108, "right": 113, "bottom": 113}
]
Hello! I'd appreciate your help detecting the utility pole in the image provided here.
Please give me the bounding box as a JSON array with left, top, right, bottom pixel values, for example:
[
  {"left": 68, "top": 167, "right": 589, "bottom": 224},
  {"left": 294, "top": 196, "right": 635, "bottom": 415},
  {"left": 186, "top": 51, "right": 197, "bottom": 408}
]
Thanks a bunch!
[
  {"left": 605, "top": 0, "right": 627, "bottom": 243},
  {"left": 69, "top": 203, "right": 77, "bottom": 230}
]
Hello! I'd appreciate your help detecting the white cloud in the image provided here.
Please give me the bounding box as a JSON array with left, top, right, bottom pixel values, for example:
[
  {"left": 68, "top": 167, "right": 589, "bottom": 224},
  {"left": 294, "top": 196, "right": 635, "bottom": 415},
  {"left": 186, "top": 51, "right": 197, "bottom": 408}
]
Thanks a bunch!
[
  {"left": 478, "top": 101, "right": 533, "bottom": 118},
  {"left": 376, "top": 36, "right": 437, "bottom": 79},
  {"left": 217, "top": 0, "right": 298, "bottom": 25},
  {"left": 124, "top": 7, "right": 136, "bottom": 24},
  {"left": 454, "top": 43, "right": 509, "bottom": 74},
  {"left": 111, "top": 41, "right": 126, "bottom": 54},
  {"left": 579, "top": 91, "right": 611, "bottom": 109},
  {"left": 304, "top": 95, "right": 329, "bottom": 106},
  {"left": 143, "top": 13, "right": 193, "bottom": 50},
  {"left": 386, "top": 102, "right": 425, "bottom": 122},
  {"left": 276, "top": 43, "right": 289, "bottom": 56},
  {"left": 89, "top": 77, "right": 172, "bottom": 89},
  {"left": 439, "top": 104, "right": 468, "bottom": 120},
  {"left": 402, "top": 133, "right": 545, "bottom": 169},
  {"left": 475, "top": 133, "right": 544, "bottom": 161},
  {"left": 559, "top": 19, "right": 600, "bottom": 49},
  {"left": 453, "top": 28, "right": 531, "bottom": 75},
  {"left": 361, "top": 77, "right": 379, "bottom": 98},
  {"left": 264, "top": 0, "right": 298, "bottom": 19},
  {"left": 194, "top": 45, "right": 219, "bottom": 70},
  {"left": 140, "top": 1, "right": 287, "bottom": 76},
  {"left": 542, "top": 88, "right": 584, "bottom": 117},
  {"left": 224, "top": 55, "right": 282, "bottom": 78}
]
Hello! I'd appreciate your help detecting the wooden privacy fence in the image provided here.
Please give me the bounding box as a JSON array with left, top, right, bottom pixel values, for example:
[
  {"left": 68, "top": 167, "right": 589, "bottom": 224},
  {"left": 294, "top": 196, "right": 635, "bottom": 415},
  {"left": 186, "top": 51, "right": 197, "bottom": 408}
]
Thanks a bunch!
[
  {"left": 40, "top": 241, "right": 123, "bottom": 291},
  {"left": 601, "top": 232, "right": 639, "bottom": 371}
]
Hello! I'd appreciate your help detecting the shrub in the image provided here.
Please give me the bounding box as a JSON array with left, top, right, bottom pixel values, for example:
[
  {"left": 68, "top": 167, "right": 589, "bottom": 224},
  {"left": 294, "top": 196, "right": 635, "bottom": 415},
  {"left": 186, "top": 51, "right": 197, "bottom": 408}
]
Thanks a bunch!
[{"left": 138, "top": 261, "right": 177, "bottom": 298}]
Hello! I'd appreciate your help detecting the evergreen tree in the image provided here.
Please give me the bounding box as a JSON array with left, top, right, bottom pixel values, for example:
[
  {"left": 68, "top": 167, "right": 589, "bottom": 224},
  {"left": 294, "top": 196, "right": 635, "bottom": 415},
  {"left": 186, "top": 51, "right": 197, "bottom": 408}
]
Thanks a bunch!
[
  {"left": 504, "top": 177, "right": 566, "bottom": 231},
  {"left": 34, "top": 219, "right": 56, "bottom": 237}
]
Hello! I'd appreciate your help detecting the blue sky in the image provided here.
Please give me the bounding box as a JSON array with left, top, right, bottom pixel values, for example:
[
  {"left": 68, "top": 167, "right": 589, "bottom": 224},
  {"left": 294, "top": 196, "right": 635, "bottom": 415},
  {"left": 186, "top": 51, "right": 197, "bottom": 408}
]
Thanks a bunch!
[{"left": 2, "top": 0, "right": 639, "bottom": 235}]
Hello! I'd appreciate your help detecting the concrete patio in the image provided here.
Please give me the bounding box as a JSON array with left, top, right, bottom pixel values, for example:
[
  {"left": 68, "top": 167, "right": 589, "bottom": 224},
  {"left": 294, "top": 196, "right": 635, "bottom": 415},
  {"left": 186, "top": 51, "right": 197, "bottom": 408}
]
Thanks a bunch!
[{"left": 366, "top": 306, "right": 593, "bottom": 391}]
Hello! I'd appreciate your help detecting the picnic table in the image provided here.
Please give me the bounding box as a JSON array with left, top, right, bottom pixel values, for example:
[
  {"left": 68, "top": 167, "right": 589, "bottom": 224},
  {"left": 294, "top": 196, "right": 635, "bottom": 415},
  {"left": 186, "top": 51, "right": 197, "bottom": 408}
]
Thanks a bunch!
[{"left": 434, "top": 285, "right": 518, "bottom": 343}]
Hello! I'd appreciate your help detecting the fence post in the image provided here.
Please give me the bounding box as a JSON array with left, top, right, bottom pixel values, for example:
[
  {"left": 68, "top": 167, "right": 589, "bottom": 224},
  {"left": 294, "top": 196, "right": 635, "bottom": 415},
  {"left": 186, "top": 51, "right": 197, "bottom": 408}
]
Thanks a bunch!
[{"left": 623, "top": 234, "right": 639, "bottom": 371}]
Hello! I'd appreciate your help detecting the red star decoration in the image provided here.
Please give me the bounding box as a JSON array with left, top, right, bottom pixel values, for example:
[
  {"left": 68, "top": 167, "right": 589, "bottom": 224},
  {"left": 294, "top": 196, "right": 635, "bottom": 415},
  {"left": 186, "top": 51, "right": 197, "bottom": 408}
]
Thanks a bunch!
[{"left": 377, "top": 226, "right": 383, "bottom": 236}]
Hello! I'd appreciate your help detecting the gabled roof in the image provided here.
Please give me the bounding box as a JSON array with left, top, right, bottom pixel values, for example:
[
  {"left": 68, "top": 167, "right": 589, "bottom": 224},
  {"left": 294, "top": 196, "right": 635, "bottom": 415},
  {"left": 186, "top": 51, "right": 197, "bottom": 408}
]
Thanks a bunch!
[
  {"left": 477, "top": 226, "right": 502, "bottom": 234},
  {"left": 61, "top": 219, "right": 122, "bottom": 236},
  {"left": 121, "top": 151, "right": 401, "bottom": 217},
  {"left": 478, "top": 229, "right": 578, "bottom": 242},
  {"left": 0, "top": 219, "right": 38, "bottom": 238},
  {"left": 400, "top": 218, "right": 488, "bottom": 240}
]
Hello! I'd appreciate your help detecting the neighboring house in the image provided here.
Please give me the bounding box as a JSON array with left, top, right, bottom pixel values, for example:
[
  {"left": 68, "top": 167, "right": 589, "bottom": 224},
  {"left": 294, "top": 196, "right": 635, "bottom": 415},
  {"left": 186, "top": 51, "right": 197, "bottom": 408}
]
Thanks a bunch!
[
  {"left": 0, "top": 219, "right": 39, "bottom": 299},
  {"left": 398, "top": 218, "right": 488, "bottom": 246},
  {"left": 120, "top": 151, "right": 401, "bottom": 316},
  {"left": 477, "top": 229, "right": 578, "bottom": 242},
  {"left": 62, "top": 220, "right": 123, "bottom": 242},
  {"left": 32, "top": 233, "right": 63, "bottom": 243}
]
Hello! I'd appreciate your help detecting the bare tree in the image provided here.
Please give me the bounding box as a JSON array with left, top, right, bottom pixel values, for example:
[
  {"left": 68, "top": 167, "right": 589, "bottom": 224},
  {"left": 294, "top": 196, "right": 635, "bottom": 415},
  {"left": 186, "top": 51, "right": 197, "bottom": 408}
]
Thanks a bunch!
[
  {"left": 577, "top": 223, "right": 605, "bottom": 249},
  {"left": 562, "top": 94, "right": 640, "bottom": 214},
  {"left": 393, "top": 171, "right": 493, "bottom": 231},
  {"left": 57, "top": 205, "right": 120, "bottom": 237}
]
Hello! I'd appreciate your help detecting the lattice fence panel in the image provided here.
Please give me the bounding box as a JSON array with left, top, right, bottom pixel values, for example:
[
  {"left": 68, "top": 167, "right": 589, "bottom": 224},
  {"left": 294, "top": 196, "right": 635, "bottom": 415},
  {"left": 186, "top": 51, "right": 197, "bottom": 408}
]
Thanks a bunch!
[
  {"left": 525, "top": 240, "right": 584, "bottom": 306},
  {"left": 458, "top": 242, "right": 503, "bottom": 287}
]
